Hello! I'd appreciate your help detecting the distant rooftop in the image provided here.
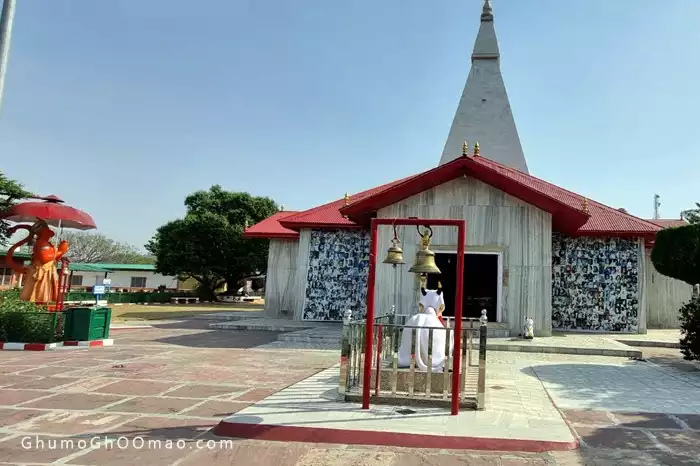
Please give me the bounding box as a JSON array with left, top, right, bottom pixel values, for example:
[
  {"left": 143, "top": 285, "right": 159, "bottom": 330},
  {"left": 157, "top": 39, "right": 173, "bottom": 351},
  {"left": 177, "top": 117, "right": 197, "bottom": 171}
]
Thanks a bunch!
[
  {"left": 0, "top": 249, "right": 31, "bottom": 259},
  {"left": 71, "top": 263, "right": 157, "bottom": 272},
  {"left": 646, "top": 219, "right": 689, "bottom": 229}
]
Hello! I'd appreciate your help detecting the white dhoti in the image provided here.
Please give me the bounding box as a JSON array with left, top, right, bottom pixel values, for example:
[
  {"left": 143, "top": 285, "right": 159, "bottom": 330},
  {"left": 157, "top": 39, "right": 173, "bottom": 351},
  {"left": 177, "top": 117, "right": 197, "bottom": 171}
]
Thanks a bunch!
[{"left": 397, "top": 308, "right": 450, "bottom": 371}]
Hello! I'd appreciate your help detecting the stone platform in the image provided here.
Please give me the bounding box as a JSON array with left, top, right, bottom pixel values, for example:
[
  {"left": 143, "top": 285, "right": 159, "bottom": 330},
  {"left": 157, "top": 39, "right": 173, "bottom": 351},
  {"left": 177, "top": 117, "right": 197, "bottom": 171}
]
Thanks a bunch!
[
  {"left": 215, "top": 365, "right": 578, "bottom": 451},
  {"left": 615, "top": 329, "right": 683, "bottom": 348},
  {"left": 193, "top": 311, "right": 267, "bottom": 321},
  {"left": 208, "top": 317, "right": 651, "bottom": 357}
]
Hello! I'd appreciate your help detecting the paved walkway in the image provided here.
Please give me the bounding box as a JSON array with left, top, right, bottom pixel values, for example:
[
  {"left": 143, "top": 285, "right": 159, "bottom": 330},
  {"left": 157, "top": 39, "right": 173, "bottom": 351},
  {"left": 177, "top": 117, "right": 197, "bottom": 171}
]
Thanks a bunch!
[
  {"left": 205, "top": 317, "right": 691, "bottom": 357},
  {"left": 0, "top": 320, "right": 699, "bottom": 464},
  {"left": 217, "top": 363, "right": 577, "bottom": 450}
]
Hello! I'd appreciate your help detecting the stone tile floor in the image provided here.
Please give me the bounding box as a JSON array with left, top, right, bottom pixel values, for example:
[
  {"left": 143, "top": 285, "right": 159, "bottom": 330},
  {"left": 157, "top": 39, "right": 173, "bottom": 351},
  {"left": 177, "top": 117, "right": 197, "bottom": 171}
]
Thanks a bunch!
[
  {"left": 219, "top": 363, "right": 577, "bottom": 446},
  {"left": 208, "top": 317, "right": 682, "bottom": 357},
  {"left": 0, "top": 320, "right": 698, "bottom": 465}
]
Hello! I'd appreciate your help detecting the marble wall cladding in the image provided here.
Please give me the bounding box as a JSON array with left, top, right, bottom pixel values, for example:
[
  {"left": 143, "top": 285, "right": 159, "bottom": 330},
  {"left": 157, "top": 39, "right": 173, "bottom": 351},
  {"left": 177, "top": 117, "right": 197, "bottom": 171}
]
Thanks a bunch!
[
  {"left": 302, "top": 229, "right": 370, "bottom": 321},
  {"left": 552, "top": 233, "right": 640, "bottom": 332}
]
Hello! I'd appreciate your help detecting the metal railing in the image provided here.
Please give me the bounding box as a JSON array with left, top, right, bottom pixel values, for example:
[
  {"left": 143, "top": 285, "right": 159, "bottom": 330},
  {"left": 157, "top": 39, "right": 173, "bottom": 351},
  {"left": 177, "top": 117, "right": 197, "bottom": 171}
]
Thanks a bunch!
[{"left": 339, "top": 309, "right": 487, "bottom": 410}]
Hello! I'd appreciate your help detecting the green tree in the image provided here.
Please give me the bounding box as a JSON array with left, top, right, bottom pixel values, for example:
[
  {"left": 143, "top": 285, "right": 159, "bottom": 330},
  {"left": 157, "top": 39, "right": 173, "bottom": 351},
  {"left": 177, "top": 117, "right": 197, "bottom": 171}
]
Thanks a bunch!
[
  {"left": 651, "top": 223, "right": 700, "bottom": 285},
  {"left": 679, "top": 298, "right": 700, "bottom": 361},
  {"left": 681, "top": 202, "right": 700, "bottom": 224},
  {"left": 146, "top": 186, "right": 277, "bottom": 301},
  {"left": 60, "top": 231, "right": 154, "bottom": 264},
  {"left": 0, "top": 171, "right": 32, "bottom": 245}
]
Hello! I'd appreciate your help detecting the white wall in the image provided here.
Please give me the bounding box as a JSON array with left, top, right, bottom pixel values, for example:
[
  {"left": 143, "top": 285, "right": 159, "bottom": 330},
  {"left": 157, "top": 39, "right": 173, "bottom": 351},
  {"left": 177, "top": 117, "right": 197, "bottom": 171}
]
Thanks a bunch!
[
  {"left": 645, "top": 249, "right": 694, "bottom": 328},
  {"left": 376, "top": 176, "right": 553, "bottom": 336},
  {"left": 72, "top": 270, "right": 178, "bottom": 289}
]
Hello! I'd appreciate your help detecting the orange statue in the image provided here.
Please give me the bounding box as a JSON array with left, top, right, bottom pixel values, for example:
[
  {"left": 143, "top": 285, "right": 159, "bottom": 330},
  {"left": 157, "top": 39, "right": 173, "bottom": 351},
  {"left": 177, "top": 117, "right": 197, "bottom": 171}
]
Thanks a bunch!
[{"left": 5, "top": 220, "right": 69, "bottom": 304}]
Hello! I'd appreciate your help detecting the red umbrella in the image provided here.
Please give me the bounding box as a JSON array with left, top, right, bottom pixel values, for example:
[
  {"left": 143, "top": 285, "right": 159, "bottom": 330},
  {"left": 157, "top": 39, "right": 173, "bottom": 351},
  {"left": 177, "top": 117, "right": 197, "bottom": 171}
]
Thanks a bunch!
[{"left": 0, "top": 195, "right": 96, "bottom": 230}]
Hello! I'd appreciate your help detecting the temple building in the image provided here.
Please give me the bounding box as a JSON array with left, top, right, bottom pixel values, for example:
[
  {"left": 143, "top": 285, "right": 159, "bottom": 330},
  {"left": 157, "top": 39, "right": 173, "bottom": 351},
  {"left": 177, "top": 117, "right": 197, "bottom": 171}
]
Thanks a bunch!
[{"left": 245, "top": 1, "right": 692, "bottom": 336}]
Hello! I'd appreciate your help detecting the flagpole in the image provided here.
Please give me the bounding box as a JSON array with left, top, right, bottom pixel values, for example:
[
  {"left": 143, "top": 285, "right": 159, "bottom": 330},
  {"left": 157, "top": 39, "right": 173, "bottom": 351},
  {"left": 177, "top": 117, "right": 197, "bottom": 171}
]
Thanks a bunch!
[{"left": 0, "top": 0, "right": 17, "bottom": 117}]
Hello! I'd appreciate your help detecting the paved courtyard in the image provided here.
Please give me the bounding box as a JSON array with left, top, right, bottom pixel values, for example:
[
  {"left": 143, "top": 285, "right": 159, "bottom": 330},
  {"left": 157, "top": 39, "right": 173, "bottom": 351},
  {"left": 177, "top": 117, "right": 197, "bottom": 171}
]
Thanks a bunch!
[{"left": 0, "top": 320, "right": 698, "bottom": 465}]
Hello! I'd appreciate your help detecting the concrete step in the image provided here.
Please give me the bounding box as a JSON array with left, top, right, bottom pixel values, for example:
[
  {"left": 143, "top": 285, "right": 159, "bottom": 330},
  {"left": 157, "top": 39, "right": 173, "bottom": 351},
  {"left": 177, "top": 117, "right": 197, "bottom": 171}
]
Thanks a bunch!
[
  {"left": 278, "top": 329, "right": 342, "bottom": 343},
  {"left": 276, "top": 326, "right": 508, "bottom": 344},
  {"left": 209, "top": 318, "right": 338, "bottom": 333},
  {"left": 193, "top": 312, "right": 265, "bottom": 321}
]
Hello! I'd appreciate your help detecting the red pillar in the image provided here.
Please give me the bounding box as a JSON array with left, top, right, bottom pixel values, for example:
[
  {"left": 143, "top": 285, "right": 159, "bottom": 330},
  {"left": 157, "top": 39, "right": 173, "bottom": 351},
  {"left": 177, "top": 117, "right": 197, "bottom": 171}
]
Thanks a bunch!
[
  {"left": 451, "top": 221, "right": 466, "bottom": 415},
  {"left": 361, "top": 220, "right": 379, "bottom": 409}
]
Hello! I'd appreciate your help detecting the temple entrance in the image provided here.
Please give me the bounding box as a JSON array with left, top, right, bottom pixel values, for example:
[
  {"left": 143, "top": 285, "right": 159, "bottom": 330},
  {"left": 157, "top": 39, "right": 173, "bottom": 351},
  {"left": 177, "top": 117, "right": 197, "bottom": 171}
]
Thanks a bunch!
[{"left": 426, "top": 252, "right": 500, "bottom": 322}]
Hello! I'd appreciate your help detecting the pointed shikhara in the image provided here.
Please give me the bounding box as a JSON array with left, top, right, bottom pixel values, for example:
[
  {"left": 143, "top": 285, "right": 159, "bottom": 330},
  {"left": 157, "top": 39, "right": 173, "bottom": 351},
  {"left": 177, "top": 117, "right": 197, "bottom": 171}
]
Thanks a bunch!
[{"left": 439, "top": 0, "right": 529, "bottom": 173}]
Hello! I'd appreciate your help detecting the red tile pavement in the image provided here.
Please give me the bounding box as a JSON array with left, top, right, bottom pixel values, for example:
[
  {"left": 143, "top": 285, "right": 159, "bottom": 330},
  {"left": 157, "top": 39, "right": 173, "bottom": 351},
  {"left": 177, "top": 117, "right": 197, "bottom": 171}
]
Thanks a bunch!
[
  {"left": 164, "top": 384, "right": 248, "bottom": 399},
  {"left": 104, "top": 396, "right": 201, "bottom": 415},
  {"left": 179, "top": 400, "right": 251, "bottom": 418},
  {"left": 94, "top": 379, "right": 180, "bottom": 396},
  {"left": 0, "top": 389, "right": 53, "bottom": 406},
  {"left": 0, "top": 321, "right": 698, "bottom": 465},
  {"left": 19, "top": 392, "right": 127, "bottom": 410},
  {"left": 0, "top": 407, "right": 47, "bottom": 427}
]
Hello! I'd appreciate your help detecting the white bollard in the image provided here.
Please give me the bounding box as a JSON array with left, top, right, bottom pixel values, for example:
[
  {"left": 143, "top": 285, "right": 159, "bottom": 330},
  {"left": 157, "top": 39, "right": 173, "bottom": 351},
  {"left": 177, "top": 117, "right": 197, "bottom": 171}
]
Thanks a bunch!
[{"left": 523, "top": 317, "right": 534, "bottom": 339}]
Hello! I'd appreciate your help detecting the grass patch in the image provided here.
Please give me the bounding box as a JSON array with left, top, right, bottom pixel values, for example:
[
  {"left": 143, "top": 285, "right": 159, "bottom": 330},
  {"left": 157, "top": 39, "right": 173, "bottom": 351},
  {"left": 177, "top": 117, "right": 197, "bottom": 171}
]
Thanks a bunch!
[{"left": 110, "top": 301, "right": 264, "bottom": 321}]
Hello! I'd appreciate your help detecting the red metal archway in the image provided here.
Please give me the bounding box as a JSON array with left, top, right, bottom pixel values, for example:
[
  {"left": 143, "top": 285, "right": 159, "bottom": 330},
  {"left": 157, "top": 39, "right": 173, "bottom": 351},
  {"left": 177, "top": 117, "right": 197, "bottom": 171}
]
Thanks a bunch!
[{"left": 363, "top": 218, "right": 466, "bottom": 415}]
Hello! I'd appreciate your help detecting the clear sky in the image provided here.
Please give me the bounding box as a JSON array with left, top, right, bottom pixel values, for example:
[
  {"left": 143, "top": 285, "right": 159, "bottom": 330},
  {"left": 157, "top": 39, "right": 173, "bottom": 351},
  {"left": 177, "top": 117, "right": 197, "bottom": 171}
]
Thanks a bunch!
[{"left": 2, "top": 0, "right": 699, "bottom": 248}]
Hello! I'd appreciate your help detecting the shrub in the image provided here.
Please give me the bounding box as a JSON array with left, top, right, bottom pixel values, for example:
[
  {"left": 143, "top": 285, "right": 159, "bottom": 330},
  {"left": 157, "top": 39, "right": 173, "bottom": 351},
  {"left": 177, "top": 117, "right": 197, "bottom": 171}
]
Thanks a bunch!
[
  {"left": 0, "top": 288, "right": 21, "bottom": 300},
  {"left": 651, "top": 224, "right": 700, "bottom": 285},
  {"left": 679, "top": 297, "right": 700, "bottom": 361},
  {"left": 0, "top": 297, "right": 60, "bottom": 343},
  {"left": 63, "top": 290, "right": 195, "bottom": 304}
]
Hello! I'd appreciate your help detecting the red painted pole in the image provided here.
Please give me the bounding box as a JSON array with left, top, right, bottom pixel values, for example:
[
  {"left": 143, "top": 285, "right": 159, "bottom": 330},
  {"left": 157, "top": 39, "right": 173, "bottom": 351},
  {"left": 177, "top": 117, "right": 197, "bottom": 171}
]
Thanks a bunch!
[
  {"left": 451, "top": 220, "right": 466, "bottom": 415},
  {"left": 374, "top": 325, "right": 382, "bottom": 396},
  {"left": 362, "top": 219, "right": 379, "bottom": 409}
]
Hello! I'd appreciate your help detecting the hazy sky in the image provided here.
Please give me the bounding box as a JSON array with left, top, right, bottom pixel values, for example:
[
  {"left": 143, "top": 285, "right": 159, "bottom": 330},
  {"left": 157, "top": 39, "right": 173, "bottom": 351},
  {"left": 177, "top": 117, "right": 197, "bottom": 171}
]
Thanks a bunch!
[{"left": 2, "top": 0, "right": 699, "bottom": 248}]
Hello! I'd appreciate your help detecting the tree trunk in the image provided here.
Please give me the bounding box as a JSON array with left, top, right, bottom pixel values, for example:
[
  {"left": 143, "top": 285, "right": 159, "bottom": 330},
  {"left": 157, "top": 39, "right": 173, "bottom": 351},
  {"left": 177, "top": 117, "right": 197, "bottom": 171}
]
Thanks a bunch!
[
  {"left": 225, "top": 278, "right": 243, "bottom": 295},
  {"left": 192, "top": 276, "right": 219, "bottom": 302}
]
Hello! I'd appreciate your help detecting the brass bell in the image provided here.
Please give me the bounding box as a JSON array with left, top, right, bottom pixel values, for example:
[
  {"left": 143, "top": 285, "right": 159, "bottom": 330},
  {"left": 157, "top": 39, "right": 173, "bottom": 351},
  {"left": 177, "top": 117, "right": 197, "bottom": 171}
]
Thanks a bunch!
[
  {"left": 383, "top": 226, "right": 405, "bottom": 267},
  {"left": 383, "top": 238, "right": 405, "bottom": 267},
  {"left": 408, "top": 226, "right": 441, "bottom": 275}
]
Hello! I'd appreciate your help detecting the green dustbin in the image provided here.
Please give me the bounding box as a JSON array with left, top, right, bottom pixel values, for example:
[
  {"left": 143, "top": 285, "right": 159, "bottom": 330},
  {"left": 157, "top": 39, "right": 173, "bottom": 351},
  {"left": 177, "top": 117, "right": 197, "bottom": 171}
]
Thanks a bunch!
[{"left": 63, "top": 307, "right": 112, "bottom": 341}]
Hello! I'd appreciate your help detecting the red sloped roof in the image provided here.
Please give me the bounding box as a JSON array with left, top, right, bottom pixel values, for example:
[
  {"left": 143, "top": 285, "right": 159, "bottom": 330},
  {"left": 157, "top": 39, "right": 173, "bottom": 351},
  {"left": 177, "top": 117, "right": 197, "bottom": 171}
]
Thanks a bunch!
[
  {"left": 646, "top": 219, "right": 689, "bottom": 229},
  {"left": 248, "top": 155, "right": 662, "bottom": 238},
  {"left": 338, "top": 156, "right": 592, "bottom": 233},
  {"left": 470, "top": 157, "right": 661, "bottom": 236},
  {"left": 243, "top": 211, "right": 300, "bottom": 239},
  {"left": 277, "top": 174, "right": 420, "bottom": 230}
]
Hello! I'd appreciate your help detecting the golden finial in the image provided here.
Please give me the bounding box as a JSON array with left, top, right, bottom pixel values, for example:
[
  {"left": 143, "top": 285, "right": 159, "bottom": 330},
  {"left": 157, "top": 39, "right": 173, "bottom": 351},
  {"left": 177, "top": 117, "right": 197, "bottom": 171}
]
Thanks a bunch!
[
  {"left": 473, "top": 141, "right": 480, "bottom": 156},
  {"left": 344, "top": 192, "right": 350, "bottom": 206},
  {"left": 582, "top": 197, "right": 589, "bottom": 213},
  {"left": 462, "top": 141, "right": 469, "bottom": 156},
  {"left": 437, "top": 281, "right": 442, "bottom": 290}
]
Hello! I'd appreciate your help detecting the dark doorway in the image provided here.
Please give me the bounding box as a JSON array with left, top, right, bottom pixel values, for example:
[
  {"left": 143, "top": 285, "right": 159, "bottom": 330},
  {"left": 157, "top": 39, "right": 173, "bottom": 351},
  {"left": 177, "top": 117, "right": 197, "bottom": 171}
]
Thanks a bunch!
[{"left": 425, "top": 253, "right": 498, "bottom": 322}]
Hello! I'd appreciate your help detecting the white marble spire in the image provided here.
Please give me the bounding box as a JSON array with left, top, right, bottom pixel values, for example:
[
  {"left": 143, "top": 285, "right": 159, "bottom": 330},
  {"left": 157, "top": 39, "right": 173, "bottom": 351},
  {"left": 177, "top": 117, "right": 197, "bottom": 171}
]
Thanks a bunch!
[{"left": 439, "top": 0, "right": 528, "bottom": 173}]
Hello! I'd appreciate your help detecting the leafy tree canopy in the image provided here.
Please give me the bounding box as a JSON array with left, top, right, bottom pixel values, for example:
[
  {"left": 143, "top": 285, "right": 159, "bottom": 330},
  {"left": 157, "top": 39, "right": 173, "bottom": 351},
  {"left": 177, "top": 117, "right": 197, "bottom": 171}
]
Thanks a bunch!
[
  {"left": 682, "top": 202, "right": 700, "bottom": 225},
  {"left": 0, "top": 172, "right": 32, "bottom": 246},
  {"left": 60, "top": 231, "right": 154, "bottom": 264},
  {"left": 146, "top": 186, "right": 277, "bottom": 300},
  {"left": 651, "top": 223, "right": 700, "bottom": 285}
]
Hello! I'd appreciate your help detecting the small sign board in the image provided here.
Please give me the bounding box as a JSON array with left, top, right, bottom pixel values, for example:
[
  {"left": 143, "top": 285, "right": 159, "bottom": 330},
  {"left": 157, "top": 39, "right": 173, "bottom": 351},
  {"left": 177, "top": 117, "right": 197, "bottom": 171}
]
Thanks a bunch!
[
  {"left": 102, "top": 278, "right": 111, "bottom": 286},
  {"left": 93, "top": 285, "right": 106, "bottom": 295}
]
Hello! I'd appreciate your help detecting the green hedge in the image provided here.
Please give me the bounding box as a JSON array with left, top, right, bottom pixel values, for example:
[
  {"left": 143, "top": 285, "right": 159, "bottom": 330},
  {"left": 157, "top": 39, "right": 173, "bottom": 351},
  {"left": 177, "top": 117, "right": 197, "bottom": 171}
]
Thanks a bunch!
[
  {"left": 0, "top": 288, "right": 195, "bottom": 305},
  {"left": 0, "top": 297, "right": 62, "bottom": 343},
  {"left": 651, "top": 223, "right": 700, "bottom": 285},
  {"left": 680, "top": 297, "right": 700, "bottom": 361},
  {"left": 64, "top": 291, "right": 194, "bottom": 304}
]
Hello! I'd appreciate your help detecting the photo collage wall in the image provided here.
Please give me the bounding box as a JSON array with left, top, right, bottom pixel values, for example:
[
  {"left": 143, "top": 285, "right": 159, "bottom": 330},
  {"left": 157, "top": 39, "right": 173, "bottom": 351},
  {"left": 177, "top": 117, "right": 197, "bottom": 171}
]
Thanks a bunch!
[
  {"left": 302, "top": 229, "right": 370, "bottom": 321},
  {"left": 552, "top": 233, "right": 640, "bottom": 332}
]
